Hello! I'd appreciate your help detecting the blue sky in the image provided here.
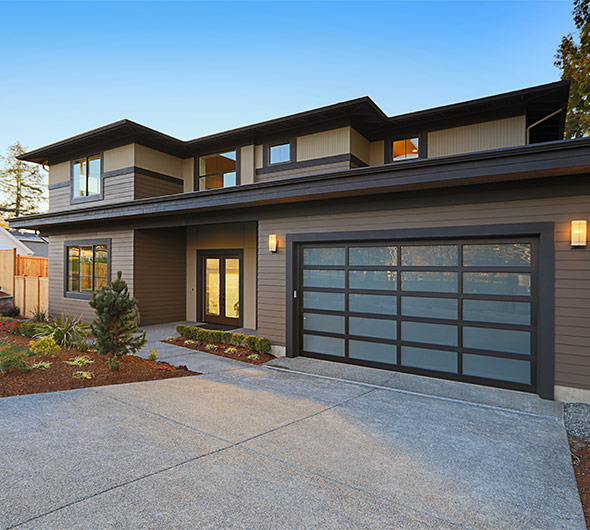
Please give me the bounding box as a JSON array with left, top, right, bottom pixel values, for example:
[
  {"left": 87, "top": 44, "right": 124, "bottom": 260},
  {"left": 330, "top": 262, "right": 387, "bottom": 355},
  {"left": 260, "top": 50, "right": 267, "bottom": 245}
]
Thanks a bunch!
[{"left": 0, "top": 0, "right": 576, "bottom": 156}]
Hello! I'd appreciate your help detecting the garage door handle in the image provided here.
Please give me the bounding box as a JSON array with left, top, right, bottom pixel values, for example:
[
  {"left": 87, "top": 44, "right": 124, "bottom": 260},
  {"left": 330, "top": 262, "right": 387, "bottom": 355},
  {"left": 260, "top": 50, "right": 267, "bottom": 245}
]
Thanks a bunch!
[{"left": 293, "top": 290, "right": 297, "bottom": 299}]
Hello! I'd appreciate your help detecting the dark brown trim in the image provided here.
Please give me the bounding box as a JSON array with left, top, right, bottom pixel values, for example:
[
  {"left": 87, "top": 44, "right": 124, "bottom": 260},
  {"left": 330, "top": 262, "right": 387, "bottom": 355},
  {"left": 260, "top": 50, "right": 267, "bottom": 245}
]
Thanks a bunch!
[
  {"left": 63, "top": 238, "right": 111, "bottom": 300},
  {"left": 48, "top": 181, "right": 70, "bottom": 190},
  {"left": 104, "top": 166, "right": 185, "bottom": 185},
  {"left": 256, "top": 153, "right": 356, "bottom": 175}
]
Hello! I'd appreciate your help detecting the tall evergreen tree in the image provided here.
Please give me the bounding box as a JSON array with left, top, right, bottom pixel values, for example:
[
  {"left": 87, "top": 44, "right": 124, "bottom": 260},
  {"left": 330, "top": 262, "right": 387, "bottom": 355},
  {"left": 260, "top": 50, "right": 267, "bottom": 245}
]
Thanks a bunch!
[
  {"left": 90, "top": 271, "right": 147, "bottom": 370},
  {"left": 0, "top": 142, "right": 46, "bottom": 218},
  {"left": 555, "top": 0, "right": 590, "bottom": 138}
]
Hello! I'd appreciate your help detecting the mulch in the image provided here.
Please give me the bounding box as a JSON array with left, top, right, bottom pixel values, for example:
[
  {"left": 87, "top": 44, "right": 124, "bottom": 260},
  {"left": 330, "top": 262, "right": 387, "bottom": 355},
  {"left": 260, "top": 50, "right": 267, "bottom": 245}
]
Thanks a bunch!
[
  {"left": 570, "top": 436, "right": 590, "bottom": 529},
  {"left": 0, "top": 332, "right": 199, "bottom": 398},
  {"left": 162, "top": 337, "right": 275, "bottom": 365}
]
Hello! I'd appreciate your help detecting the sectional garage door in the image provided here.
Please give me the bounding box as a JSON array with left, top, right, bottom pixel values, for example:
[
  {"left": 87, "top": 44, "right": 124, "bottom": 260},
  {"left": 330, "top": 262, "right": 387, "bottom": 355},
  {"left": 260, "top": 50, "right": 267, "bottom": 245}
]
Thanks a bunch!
[{"left": 297, "top": 239, "right": 537, "bottom": 392}]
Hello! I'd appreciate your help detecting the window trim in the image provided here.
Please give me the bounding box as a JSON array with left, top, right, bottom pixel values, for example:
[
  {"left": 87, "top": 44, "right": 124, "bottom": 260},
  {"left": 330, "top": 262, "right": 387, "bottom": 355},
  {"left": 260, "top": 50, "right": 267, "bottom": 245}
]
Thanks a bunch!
[
  {"left": 263, "top": 138, "right": 296, "bottom": 167},
  {"left": 70, "top": 153, "right": 104, "bottom": 204},
  {"left": 385, "top": 134, "right": 426, "bottom": 164},
  {"left": 194, "top": 149, "right": 241, "bottom": 192},
  {"left": 64, "top": 238, "right": 111, "bottom": 299}
]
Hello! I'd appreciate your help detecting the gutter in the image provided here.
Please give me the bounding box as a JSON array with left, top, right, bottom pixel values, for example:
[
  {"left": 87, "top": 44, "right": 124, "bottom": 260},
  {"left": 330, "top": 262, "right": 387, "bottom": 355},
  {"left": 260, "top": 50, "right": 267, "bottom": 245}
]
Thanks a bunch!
[{"left": 9, "top": 137, "right": 590, "bottom": 230}]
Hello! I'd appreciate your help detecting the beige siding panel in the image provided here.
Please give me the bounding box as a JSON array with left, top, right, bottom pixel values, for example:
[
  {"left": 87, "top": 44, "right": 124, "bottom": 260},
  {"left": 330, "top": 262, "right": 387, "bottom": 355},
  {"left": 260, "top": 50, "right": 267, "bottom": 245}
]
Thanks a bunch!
[
  {"left": 48, "top": 161, "right": 69, "bottom": 186},
  {"left": 134, "top": 144, "right": 183, "bottom": 178},
  {"left": 186, "top": 222, "right": 257, "bottom": 329},
  {"left": 350, "top": 129, "right": 370, "bottom": 164},
  {"left": 256, "top": 194, "right": 590, "bottom": 391},
  {"left": 241, "top": 145, "right": 255, "bottom": 185},
  {"left": 48, "top": 229, "right": 134, "bottom": 323},
  {"left": 134, "top": 174, "right": 183, "bottom": 199},
  {"left": 370, "top": 141, "right": 385, "bottom": 166},
  {"left": 103, "top": 144, "right": 135, "bottom": 172},
  {"left": 297, "top": 127, "right": 349, "bottom": 162},
  {"left": 255, "top": 161, "right": 350, "bottom": 183},
  {"left": 134, "top": 228, "right": 186, "bottom": 325},
  {"left": 182, "top": 158, "right": 194, "bottom": 192},
  {"left": 428, "top": 116, "right": 526, "bottom": 158},
  {"left": 255, "top": 145, "right": 263, "bottom": 169}
]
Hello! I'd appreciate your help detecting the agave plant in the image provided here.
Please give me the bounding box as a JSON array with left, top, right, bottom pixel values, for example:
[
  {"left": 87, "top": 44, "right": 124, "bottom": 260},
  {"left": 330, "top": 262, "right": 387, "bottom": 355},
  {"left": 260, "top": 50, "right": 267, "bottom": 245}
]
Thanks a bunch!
[{"left": 36, "top": 313, "right": 91, "bottom": 348}]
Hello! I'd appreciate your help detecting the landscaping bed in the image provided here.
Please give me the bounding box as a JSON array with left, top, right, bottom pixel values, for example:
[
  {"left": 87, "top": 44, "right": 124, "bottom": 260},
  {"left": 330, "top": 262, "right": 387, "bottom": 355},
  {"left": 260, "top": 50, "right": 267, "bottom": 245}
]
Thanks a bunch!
[
  {"left": 164, "top": 325, "right": 275, "bottom": 365},
  {"left": 570, "top": 436, "right": 590, "bottom": 528},
  {"left": 0, "top": 332, "right": 198, "bottom": 398}
]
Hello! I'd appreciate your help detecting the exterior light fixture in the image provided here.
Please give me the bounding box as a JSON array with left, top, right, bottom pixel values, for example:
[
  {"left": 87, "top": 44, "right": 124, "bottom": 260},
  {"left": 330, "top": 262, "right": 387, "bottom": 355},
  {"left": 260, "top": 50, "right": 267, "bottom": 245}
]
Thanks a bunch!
[
  {"left": 268, "top": 234, "right": 278, "bottom": 253},
  {"left": 571, "top": 220, "right": 587, "bottom": 247}
]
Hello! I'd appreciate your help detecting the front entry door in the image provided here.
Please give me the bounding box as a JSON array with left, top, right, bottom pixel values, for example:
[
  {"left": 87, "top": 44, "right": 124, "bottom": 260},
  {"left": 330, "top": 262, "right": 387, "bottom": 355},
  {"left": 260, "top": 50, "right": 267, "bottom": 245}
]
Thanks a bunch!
[{"left": 202, "top": 254, "right": 241, "bottom": 326}]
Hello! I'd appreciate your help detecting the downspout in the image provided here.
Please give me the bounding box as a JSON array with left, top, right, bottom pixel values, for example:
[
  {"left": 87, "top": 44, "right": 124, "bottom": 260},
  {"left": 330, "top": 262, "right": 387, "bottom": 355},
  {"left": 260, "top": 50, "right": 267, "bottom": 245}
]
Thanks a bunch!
[{"left": 526, "top": 108, "right": 563, "bottom": 144}]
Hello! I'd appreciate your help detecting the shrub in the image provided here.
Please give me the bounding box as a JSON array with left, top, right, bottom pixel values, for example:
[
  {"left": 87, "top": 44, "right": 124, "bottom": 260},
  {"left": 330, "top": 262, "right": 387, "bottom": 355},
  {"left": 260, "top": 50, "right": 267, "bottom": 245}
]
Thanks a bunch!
[
  {"left": 225, "top": 347, "right": 238, "bottom": 354},
  {"left": 176, "top": 324, "right": 187, "bottom": 336},
  {"left": 256, "top": 337, "right": 272, "bottom": 355},
  {"left": 0, "top": 307, "right": 20, "bottom": 317},
  {"left": 36, "top": 313, "right": 90, "bottom": 348},
  {"left": 63, "top": 356, "right": 93, "bottom": 366},
  {"left": 106, "top": 356, "right": 120, "bottom": 371},
  {"left": 210, "top": 331, "right": 223, "bottom": 344},
  {"left": 73, "top": 371, "right": 93, "bottom": 380},
  {"left": 31, "top": 361, "right": 51, "bottom": 370},
  {"left": 231, "top": 333, "right": 245, "bottom": 346},
  {"left": 75, "top": 339, "right": 92, "bottom": 352},
  {"left": 31, "top": 307, "right": 48, "bottom": 323},
  {"left": 90, "top": 271, "right": 146, "bottom": 371},
  {"left": 148, "top": 349, "right": 158, "bottom": 361},
  {"left": 247, "top": 353, "right": 260, "bottom": 361},
  {"left": 220, "top": 331, "right": 233, "bottom": 345},
  {"left": 0, "top": 348, "right": 29, "bottom": 372},
  {"left": 165, "top": 336, "right": 176, "bottom": 341},
  {"left": 0, "top": 319, "right": 22, "bottom": 334},
  {"left": 243, "top": 335, "right": 258, "bottom": 351},
  {"left": 30, "top": 336, "right": 60, "bottom": 358},
  {"left": 184, "top": 339, "right": 196, "bottom": 345},
  {"left": 20, "top": 321, "right": 40, "bottom": 338},
  {"left": 205, "top": 344, "right": 217, "bottom": 351}
]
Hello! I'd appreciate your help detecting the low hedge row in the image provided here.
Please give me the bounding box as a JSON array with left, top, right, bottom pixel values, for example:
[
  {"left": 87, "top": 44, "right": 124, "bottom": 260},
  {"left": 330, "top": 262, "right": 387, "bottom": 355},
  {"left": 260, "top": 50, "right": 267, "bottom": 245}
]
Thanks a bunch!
[{"left": 175, "top": 325, "right": 272, "bottom": 355}]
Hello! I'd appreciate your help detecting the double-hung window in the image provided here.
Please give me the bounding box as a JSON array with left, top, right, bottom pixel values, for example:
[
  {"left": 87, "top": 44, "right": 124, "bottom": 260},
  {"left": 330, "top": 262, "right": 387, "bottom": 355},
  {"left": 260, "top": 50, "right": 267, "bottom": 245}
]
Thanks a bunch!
[
  {"left": 67, "top": 243, "right": 108, "bottom": 294},
  {"left": 72, "top": 155, "right": 101, "bottom": 198},
  {"left": 198, "top": 151, "right": 237, "bottom": 191}
]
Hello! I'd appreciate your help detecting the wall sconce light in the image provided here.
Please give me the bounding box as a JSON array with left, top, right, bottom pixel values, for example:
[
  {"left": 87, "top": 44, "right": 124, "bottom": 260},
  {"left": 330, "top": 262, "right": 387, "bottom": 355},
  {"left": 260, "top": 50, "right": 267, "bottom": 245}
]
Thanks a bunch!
[
  {"left": 571, "top": 220, "right": 587, "bottom": 248},
  {"left": 268, "top": 234, "right": 278, "bottom": 253}
]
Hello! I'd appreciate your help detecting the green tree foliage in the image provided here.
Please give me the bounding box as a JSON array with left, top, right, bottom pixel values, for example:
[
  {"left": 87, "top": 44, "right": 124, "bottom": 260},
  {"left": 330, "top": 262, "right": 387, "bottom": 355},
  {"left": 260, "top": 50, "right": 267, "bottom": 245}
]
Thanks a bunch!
[
  {"left": 555, "top": 0, "right": 590, "bottom": 138},
  {"left": 90, "top": 271, "right": 146, "bottom": 370},
  {"left": 0, "top": 142, "right": 46, "bottom": 218}
]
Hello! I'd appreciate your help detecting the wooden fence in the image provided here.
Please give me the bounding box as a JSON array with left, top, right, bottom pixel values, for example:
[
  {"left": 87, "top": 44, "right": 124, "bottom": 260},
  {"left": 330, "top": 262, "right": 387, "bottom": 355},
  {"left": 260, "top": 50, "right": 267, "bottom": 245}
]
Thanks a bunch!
[{"left": 0, "top": 249, "right": 48, "bottom": 317}]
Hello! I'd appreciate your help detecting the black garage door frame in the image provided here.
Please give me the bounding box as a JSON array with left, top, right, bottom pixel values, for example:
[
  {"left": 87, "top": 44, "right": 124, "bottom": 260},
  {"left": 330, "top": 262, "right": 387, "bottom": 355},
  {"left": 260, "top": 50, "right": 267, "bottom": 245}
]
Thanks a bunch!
[{"left": 285, "top": 222, "right": 554, "bottom": 400}]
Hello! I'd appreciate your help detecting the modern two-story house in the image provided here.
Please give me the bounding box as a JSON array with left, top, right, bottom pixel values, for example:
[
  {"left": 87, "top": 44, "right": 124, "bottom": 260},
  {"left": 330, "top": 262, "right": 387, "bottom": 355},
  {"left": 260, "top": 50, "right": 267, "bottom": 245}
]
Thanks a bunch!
[{"left": 11, "top": 80, "right": 590, "bottom": 403}]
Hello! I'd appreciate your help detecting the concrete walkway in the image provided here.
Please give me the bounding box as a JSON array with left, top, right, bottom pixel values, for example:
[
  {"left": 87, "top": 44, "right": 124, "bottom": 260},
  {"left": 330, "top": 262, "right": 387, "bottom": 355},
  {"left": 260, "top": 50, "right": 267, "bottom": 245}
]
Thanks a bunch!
[{"left": 0, "top": 324, "right": 584, "bottom": 529}]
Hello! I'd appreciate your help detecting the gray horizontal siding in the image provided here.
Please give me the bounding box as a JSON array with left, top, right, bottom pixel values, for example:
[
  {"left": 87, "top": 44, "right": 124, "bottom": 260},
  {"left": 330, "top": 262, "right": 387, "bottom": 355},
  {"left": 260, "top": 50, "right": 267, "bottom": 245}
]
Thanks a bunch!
[
  {"left": 255, "top": 161, "right": 350, "bottom": 183},
  {"left": 48, "top": 229, "right": 134, "bottom": 322},
  {"left": 134, "top": 174, "right": 183, "bottom": 200},
  {"left": 257, "top": 194, "right": 590, "bottom": 391}
]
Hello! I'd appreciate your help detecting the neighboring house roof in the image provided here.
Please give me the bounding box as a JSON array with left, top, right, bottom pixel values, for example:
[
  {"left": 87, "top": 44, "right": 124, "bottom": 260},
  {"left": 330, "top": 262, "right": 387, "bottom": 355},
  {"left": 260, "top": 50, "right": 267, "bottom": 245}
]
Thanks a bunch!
[
  {"left": 0, "top": 227, "right": 35, "bottom": 255},
  {"left": 18, "top": 80, "right": 570, "bottom": 165},
  {"left": 9, "top": 231, "right": 48, "bottom": 257}
]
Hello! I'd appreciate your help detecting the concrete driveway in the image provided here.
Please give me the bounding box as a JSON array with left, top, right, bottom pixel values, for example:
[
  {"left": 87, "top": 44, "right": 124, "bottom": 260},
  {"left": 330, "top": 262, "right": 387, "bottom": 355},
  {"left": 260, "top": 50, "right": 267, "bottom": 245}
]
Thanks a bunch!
[{"left": 0, "top": 328, "right": 585, "bottom": 529}]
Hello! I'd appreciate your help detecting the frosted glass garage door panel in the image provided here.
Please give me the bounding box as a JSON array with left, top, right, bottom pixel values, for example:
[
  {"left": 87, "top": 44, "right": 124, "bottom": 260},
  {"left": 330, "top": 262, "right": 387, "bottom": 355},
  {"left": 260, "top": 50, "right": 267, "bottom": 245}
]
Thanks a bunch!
[
  {"left": 401, "top": 346, "right": 458, "bottom": 373},
  {"left": 303, "top": 292, "right": 345, "bottom": 311},
  {"left": 463, "top": 354, "right": 531, "bottom": 384},
  {"left": 303, "top": 335, "right": 345, "bottom": 356},
  {"left": 303, "top": 270, "right": 345, "bottom": 289},
  {"left": 349, "top": 317, "right": 396, "bottom": 340},
  {"left": 349, "top": 340, "right": 397, "bottom": 364},
  {"left": 303, "top": 313, "right": 345, "bottom": 334}
]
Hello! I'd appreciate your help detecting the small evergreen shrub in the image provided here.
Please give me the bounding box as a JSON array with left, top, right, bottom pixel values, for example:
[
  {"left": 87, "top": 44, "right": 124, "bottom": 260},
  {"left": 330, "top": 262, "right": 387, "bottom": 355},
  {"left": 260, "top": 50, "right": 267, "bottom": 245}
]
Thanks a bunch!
[
  {"left": 30, "top": 336, "right": 60, "bottom": 358},
  {"left": 0, "top": 307, "right": 20, "bottom": 317},
  {"left": 231, "top": 333, "right": 245, "bottom": 346},
  {"left": 148, "top": 349, "right": 158, "bottom": 361},
  {"left": 106, "top": 356, "right": 120, "bottom": 371},
  {"left": 210, "top": 331, "right": 223, "bottom": 344},
  {"left": 220, "top": 331, "right": 233, "bottom": 344},
  {"left": 0, "top": 348, "right": 29, "bottom": 372},
  {"left": 256, "top": 337, "right": 272, "bottom": 355},
  {"left": 176, "top": 324, "right": 187, "bottom": 336},
  {"left": 243, "top": 335, "right": 258, "bottom": 351},
  {"left": 90, "top": 271, "right": 146, "bottom": 371}
]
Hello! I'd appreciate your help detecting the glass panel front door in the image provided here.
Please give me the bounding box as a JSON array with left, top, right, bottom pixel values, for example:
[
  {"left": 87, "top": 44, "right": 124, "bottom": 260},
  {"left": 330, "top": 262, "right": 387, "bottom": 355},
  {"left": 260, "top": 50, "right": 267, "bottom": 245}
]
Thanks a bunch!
[{"left": 202, "top": 254, "right": 240, "bottom": 325}]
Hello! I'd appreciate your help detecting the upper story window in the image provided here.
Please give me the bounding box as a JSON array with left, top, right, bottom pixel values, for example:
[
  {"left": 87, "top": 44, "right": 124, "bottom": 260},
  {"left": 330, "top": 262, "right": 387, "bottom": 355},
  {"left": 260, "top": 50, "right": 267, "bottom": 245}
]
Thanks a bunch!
[
  {"left": 72, "top": 155, "right": 101, "bottom": 198},
  {"left": 198, "top": 151, "right": 237, "bottom": 191},
  {"left": 270, "top": 143, "right": 291, "bottom": 164},
  {"left": 67, "top": 243, "right": 108, "bottom": 294},
  {"left": 393, "top": 138, "right": 420, "bottom": 161}
]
